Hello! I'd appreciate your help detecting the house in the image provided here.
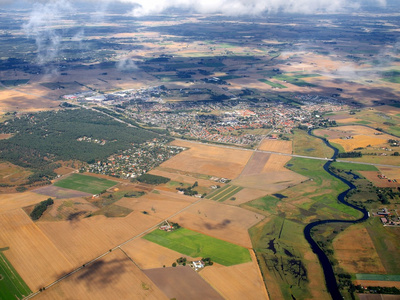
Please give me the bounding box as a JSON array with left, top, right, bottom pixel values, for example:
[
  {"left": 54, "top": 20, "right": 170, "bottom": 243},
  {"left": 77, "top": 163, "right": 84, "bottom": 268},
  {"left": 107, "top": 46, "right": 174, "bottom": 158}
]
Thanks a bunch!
[{"left": 191, "top": 260, "right": 205, "bottom": 271}]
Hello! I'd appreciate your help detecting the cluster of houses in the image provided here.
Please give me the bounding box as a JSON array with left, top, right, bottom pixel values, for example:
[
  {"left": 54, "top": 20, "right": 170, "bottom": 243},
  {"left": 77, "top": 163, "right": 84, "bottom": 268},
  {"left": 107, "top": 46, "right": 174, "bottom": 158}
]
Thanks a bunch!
[
  {"left": 86, "top": 140, "right": 183, "bottom": 179},
  {"left": 375, "top": 208, "right": 400, "bottom": 226}
]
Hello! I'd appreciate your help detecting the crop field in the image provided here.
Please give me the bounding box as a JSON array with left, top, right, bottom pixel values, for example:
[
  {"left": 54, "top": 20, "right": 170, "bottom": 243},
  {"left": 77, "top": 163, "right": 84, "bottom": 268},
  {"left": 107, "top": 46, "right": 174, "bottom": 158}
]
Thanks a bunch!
[
  {"left": 225, "top": 188, "right": 268, "bottom": 206},
  {"left": 122, "top": 238, "right": 195, "bottom": 269},
  {"left": 164, "top": 140, "right": 252, "bottom": 178},
  {"left": 149, "top": 168, "right": 218, "bottom": 187},
  {"left": 144, "top": 266, "right": 224, "bottom": 300},
  {"left": 36, "top": 249, "right": 168, "bottom": 300},
  {"left": 54, "top": 174, "right": 117, "bottom": 194},
  {"left": 330, "top": 162, "right": 378, "bottom": 171},
  {"left": 200, "top": 250, "right": 269, "bottom": 300},
  {"left": 0, "top": 251, "right": 31, "bottom": 300},
  {"left": 170, "top": 199, "right": 264, "bottom": 248},
  {"left": 143, "top": 227, "right": 252, "bottom": 266},
  {"left": 240, "top": 152, "right": 271, "bottom": 176},
  {"left": 0, "top": 192, "right": 48, "bottom": 212},
  {"left": 258, "top": 139, "right": 292, "bottom": 154},
  {"left": 359, "top": 171, "right": 399, "bottom": 188},
  {"left": 333, "top": 224, "right": 386, "bottom": 274},
  {"left": 206, "top": 185, "right": 243, "bottom": 202},
  {"left": 258, "top": 79, "right": 287, "bottom": 88},
  {"left": 33, "top": 185, "right": 91, "bottom": 199},
  {"left": 0, "top": 209, "right": 74, "bottom": 290},
  {"left": 356, "top": 274, "right": 400, "bottom": 281},
  {"left": 330, "top": 135, "right": 388, "bottom": 152}
]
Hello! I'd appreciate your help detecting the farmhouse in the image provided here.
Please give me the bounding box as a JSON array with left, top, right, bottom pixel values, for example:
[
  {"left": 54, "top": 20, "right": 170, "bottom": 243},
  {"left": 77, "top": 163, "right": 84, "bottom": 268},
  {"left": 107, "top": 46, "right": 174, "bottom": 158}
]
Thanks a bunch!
[{"left": 191, "top": 260, "right": 205, "bottom": 271}]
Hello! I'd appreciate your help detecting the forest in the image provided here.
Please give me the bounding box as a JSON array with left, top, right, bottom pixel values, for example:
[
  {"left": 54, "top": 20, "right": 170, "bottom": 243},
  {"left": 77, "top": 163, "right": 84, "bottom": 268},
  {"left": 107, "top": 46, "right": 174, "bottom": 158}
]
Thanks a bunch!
[{"left": 0, "top": 108, "right": 161, "bottom": 183}]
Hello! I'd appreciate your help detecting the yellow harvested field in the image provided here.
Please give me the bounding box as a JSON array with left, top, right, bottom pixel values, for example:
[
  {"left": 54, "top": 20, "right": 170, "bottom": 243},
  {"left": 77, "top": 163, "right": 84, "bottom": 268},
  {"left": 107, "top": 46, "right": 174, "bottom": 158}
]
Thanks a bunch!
[
  {"left": 226, "top": 188, "right": 268, "bottom": 206},
  {"left": 0, "top": 88, "right": 59, "bottom": 111},
  {"left": 262, "top": 154, "right": 292, "bottom": 172},
  {"left": 0, "top": 192, "right": 47, "bottom": 212},
  {"left": 149, "top": 168, "right": 218, "bottom": 187},
  {"left": 333, "top": 225, "right": 386, "bottom": 274},
  {"left": 36, "top": 249, "right": 168, "bottom": 300},
  {"left": 0, "top": 209, "right": 73, "bottom": 290},
  {"left": 258, "top": 139, "right": 292, "bottom": 154},
  {"left": 233, "top": 171, "right": 307, "bottom": 192},
  {"left": 334, "top": 125, "right": 394, "bottom": 138},
  {"left": 200, "top": 251, "right": 269, "bottom": 300},
  {"left": 164, "top": 140, "right": 252, "bottom": 178},
  {"left": 334, "top": 117, "right": 359, "bottom": 123},
  {"left": 37, "top": 211, "right": 162, "bottom": 267},
  {"left": 117, "top": 189, "right": 195, "bottom": 218},
  {"left": 170, "top": 200, "right": 264, "bottom": 248},
  {"left": 331, "top": 135, "right": 387, "bottom": 152},
  {"left": 122, "top": 238, "right": 195, "bottom": 270}
]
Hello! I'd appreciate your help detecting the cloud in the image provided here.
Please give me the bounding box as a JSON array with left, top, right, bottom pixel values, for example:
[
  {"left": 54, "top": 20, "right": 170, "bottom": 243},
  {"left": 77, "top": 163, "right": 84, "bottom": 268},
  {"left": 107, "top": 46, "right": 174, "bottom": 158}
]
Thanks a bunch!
[
  {"left": 116, "top": 57, "right": 138, "bottom": 72},
  {"left": 22, "top": 0, "right": 74, "bottom": 65},
  {"left": 122, "top": 0, "right": 387, "bottom": 16}
]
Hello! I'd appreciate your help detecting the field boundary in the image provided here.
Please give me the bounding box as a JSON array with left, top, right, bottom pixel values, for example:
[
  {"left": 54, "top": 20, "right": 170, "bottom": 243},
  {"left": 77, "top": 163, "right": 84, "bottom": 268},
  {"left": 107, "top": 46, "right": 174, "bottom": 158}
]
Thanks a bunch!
[{"left": 355, "top": 274, "right": 400, "bottom": 281}]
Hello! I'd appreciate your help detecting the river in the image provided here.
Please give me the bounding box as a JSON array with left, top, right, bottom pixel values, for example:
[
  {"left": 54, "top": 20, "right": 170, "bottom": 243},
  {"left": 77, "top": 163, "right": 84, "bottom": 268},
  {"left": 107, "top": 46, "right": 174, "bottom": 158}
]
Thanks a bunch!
[{"left": 303, "top": 130, "right": 369, "bottom": 300}]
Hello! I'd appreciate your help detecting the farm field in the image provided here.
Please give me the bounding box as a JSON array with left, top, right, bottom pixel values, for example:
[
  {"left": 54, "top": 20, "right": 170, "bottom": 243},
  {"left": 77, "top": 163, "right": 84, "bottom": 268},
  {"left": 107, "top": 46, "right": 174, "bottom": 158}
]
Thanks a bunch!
[
  {"left": 36, "top": 249, "right": 168, "bottom": 300},
  {"left": 206, "top": 185, "right": 243, "bottom": 202},
  {"left": 0, "top": 251, "right": 31, "bottom": 300},
  {"left": 240, "top": 152, "right": 271, "bottom": 176},
  {"left": 163, "top": 140, "right": 252, "bottom": 178},
  {"left": 0, "top": 192, "right": 48, "bottom": 212},
  {"left": 121, "top": 238, "right": 196, "bottom": 269},
  {"left": 330, "top": 135, "right": 388, "bottom": 152},
  {"left": 359, "top": 171, "right": 400, "bottom": 188},
  {"left": 33, "top": 185, "right": 91, "bottom": 199},
  {"left": 149, "top": 168, "right": 218, "bottom": 187},
  {"left": 54, "top": 174, "right": 117, "bottom": 194},
  {"left": 333, "top": 224, "right": 386, "bottom": 274},
  {"left": 225, "top": 187, "right": 268, "bottom": 206},
  {"left": 143, "top": 227, "right": 252, "bottom": 266},
  {"left": 200, "top": 250, "right": 269, "bottom": 300},
  {"left": 258, "top": 139, "right": 292, "bottom": 154},
  {"left": 170, "top": 199, "right": 264, "bottom": 248},
  {"left": 144, "top": 266, "right": 224, "bottom": 300},
  {"left": 0, "top": 209, "right": 74, "bottom": 290}
]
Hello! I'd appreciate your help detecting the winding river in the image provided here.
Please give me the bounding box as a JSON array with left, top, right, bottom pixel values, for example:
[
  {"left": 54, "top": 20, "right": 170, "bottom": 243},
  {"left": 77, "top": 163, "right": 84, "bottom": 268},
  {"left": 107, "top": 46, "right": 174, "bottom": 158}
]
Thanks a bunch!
[{"left": 303, "top": 130, "right": 369, "bottom": 300}]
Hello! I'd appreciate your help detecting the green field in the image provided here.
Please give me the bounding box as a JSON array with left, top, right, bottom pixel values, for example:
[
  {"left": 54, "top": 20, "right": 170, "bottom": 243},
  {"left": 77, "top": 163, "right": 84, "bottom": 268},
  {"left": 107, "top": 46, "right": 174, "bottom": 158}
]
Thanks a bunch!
[
  {"left": 206, "top": 185, "right": 243, "bottom": 202},
  {"left": 258, "top": 79, "right": 287, "bottom": 89},
  {"left": 273, "top": 74, "right": 316, "bottom": 87},
  {"left": 0, "top": 251, "right": 31, "bottom": 300},
  {"left": 246, "top": 195, "right": 280, "bottom": 214},
  {"left": 330, "top": 162, "right": 378, "bottom": 171},
  {"left": 356, "top": 274, "right": 400, "bottom": 281},
  {"left": 381, "top": 70, "right": 400, "bottom": 84},
  {"left": 143, "top": 227, "right": 251, "bottom": 266},
  {"left": 54, "top": 174, "right": 116, "bottom": 194}
]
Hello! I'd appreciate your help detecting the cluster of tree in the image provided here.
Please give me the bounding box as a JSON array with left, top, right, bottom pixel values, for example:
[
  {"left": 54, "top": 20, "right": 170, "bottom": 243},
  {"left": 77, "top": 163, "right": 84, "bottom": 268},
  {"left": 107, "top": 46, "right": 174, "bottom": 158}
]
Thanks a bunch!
[
  {"left": 377, "top": 187, "right": 400, "bottom": 204},
  {"left": 176, "top": 257, "right": 187, "bottom": 266},
  {"left": 337, "top": 151, "right": 362, "bottom": 158},
  {"left": 176, "top": 181, "right": 199, "bottom": 196},
  {"left": 30, "top": 198, "right": 54, "bottom": 220},
  {"left": 202, "top": 257, "right": 213, "bottom": 266},
  {"left": 124, "top": 191, "right": 145, "bottom": 198},
  {"left": 135, "top": 173, "right": 170, "bottom": 185},
  {"left": 355, "top": 285, "right": 400, "bottom": 295}
]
